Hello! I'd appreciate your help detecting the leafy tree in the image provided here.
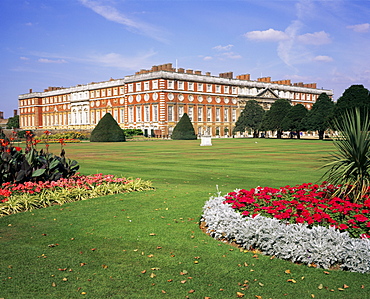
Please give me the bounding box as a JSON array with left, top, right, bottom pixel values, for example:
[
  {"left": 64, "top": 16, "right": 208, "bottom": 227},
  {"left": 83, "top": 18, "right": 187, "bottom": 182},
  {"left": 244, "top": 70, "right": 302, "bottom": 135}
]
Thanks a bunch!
[
  {"left": 281, "top": 104, "right": 308, "bottom": 139},
  {"left": 90, "top": 113, "right": 126, "bottom": 142},
  {"left": 6, "top": 115, "right": 19, "bottom": 129},
  {"left": 262, "top": 99, "right": 291, "bottom": 138},
  {"left": 335, "top": 85, "right": 370, "bottom": 122},
  {"left": 304, "top": 93, "right": 334, "bottom": 140},
  {"left": 171, "top": 113, "right": 197, "bottom": 140},
  {"left": 322, "top": 108, "right": 370, "bottom": 202},
  {"left": 234, "top": 100, "right": 265, "bottom": 138}
]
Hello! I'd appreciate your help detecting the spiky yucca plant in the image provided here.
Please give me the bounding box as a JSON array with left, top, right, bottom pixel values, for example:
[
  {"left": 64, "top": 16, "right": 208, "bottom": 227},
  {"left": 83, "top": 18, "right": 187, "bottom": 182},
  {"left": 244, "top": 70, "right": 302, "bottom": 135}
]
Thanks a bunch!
[{"left": 322, "top": 108, "right": 370, "bottom": 202}]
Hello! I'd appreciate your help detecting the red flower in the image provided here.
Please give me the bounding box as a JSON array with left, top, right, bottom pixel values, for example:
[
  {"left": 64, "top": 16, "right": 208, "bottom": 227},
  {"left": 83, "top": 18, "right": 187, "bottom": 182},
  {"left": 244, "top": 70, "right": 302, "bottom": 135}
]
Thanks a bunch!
[{"left": 354, "top": 214, "right": 369, "bottom": 222}]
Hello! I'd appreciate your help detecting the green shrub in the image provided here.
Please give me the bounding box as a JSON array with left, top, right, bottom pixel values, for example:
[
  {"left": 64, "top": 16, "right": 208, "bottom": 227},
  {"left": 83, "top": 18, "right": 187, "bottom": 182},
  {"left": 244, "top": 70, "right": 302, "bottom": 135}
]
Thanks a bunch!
[
  {"left": 0, "top": 130, "right": 79, "bottom": 184},
  {"left": 123, "top": 129, "right": 144, "bottom": 138},
  {"left": 171, "top": 113, "right": 197, "bottom": 140},
  {"left": 90, "top": 113, "right": 126, "bottom": 142}
]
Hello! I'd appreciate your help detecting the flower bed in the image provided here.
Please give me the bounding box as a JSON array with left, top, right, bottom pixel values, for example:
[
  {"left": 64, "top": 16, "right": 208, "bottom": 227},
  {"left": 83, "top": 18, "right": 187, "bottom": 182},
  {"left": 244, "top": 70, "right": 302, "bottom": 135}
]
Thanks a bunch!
[
  {"left": 224, "top": 182, "right": 370, "bottom": 239},
  {"left": 0, "top": 173, "right": 153, "bottom": 217},
  {"left": 201, "top": 196, "right": 370, "bottom": 273}
]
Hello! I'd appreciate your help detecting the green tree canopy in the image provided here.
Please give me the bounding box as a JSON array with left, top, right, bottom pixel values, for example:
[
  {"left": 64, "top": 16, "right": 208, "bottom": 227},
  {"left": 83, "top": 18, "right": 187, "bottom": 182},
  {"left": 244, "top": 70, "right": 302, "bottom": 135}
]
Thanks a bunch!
[
  {"left": 335, "top": 85, "right": 370, "bottom": 122},
  {"left": 262, "top": 98, "right": 291, "bottom": 138},
  {"left": 171, "top": 113, "right": 197, "bottom": 140},
  {"left": 90, "top": 113, "right": 126, "bottom": 142},
  {"left": 6, "top": 115, "right": 19, "bottom": 129},
  {"left": 281, "top": 104, "right": 308, "bottom": 139},
  {"left": 234, "top": 100, "right": 265, "bottom": 138},
  {"left": 304, "top": 93, "right": 335, "bottom": 140}
]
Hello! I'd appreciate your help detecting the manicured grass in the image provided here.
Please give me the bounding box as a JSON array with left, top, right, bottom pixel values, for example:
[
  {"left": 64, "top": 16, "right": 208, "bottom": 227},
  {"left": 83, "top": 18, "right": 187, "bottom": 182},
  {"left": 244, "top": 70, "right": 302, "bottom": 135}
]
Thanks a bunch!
[{"left": 1, "top": 138, "right": 369, "bottom": 298}]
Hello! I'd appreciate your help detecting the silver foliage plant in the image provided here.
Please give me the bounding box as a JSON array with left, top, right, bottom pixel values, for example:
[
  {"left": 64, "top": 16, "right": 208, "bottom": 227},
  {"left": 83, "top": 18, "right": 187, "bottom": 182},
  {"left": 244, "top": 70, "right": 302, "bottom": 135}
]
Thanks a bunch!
[{"left": 201, "top": 196, "right": 370, "bottom": 273}]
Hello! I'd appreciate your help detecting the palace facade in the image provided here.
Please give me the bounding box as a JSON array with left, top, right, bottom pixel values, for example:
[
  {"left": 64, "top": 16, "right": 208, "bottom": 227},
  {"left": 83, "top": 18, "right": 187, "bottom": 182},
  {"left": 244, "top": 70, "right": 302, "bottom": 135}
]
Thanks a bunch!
[{"left": 18, "top": 63, "right": 333, "bottom": 137}]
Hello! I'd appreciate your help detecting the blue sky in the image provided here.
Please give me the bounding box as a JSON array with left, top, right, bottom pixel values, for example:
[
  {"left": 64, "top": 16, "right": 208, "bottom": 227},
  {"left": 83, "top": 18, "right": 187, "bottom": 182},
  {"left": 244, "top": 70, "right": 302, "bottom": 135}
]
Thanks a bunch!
[{"left": 1, "top": 0, "right": 370, "bottom": 118}]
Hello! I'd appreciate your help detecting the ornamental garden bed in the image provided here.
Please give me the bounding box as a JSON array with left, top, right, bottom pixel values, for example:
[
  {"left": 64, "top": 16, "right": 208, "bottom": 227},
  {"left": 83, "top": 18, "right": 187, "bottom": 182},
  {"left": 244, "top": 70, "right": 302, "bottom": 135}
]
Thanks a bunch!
[
  {"left": 201, "top": 182, "right": 370, "bottom": 274},
  {"left": 0, "top": 173, "right": 153, "bottom": 217}
]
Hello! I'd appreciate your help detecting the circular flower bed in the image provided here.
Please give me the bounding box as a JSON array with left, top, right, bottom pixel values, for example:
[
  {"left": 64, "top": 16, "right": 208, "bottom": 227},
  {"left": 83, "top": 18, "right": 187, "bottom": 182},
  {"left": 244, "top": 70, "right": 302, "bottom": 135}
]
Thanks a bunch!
[
  {"left": 224, "top": 182, "right": 370, "bottom": 239},
  {"left": 201, "top": 183, "right": 370, "bottom": 273}
]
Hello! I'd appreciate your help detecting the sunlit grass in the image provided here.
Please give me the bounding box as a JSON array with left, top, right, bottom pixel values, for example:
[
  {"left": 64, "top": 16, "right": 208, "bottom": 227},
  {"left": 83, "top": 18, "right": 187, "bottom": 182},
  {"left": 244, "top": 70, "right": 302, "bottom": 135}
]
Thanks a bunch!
[{"left": 1, "top": 138, "right": 369, "bottom": 298}]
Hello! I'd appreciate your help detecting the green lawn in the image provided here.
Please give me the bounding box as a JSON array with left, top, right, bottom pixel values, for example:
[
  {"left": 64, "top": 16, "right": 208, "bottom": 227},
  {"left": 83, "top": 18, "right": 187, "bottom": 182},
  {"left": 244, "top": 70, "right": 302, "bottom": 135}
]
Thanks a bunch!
[{"left": 1, "top": 138, "right": 369, "bottom": 298}]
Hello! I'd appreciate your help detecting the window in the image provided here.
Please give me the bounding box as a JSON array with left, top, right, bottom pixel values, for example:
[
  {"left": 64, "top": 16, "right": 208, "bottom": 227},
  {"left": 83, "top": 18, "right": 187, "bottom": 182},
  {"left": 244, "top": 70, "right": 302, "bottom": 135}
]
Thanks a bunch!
[
  {"left": 197, "top": 83, "right": 203, "bottom": 92},
  {"left": 216, "top": 85, "right": 221, "bottom": 93},
  {"left": 120, "top": 87, "right": 124, "bottom": 94},
  {"left": 144, "top": 82, "right": 150, "bottom": 91},
  {"left": 153, "top": 105, "right": 158, "bottom": 122},
  {"left": 96, "top": 90, "right": 100, "bottom": 97},
  {"left": 178, "top": 81, "right": 184, "bottom": 90},
  {"left": 207, "top": 107, "right": 212, "bottom": 121},
  {"left": 188, "top": 106, "right": 193, "bottom": 121},
  {"left": 224, "top": 108, "right": 229, "bottom": 122},
  {"left": 113, "top": 88, "right": 118, "bottom": 96},
  {"left": 207, "top": 84, "right": 212, "bottom": 92},
  {"left": 136, "top": 83, "right": 141, "bottom": 92},
  {"left": 178, "top": 106, "right": 184, "bottom": 119},
  {"left": 90, "top": 91, "right": 95, "bottom": 98},
  {"left": 113, "top": 109, "right": 118, "bottom": 121},
  {"left": 129, "top": 107, "right": 133, "bottom": 122},
  {"left": 101, "top": 89, "right": 106, "bottom": 97},
  {"left": 224, "top": 86, "right": 229, "bottom": 94},
  {"left": 167, "top": 80, "right": 173, "bottom": 89},
  {"left": 144, "top": 105, "right": 150, "bottom": 122},
  {"left": 232, "top": 109, "right": 236, "bottom": 122},
  {"left": 188, "top": 82, "right": 194, "bottom": 91},
  {"left": 107, "top": 89, "right": 112, "bottom": 96},
  {"left": 216, "top": 108, "right": 220, "bottom": 121},
  {"left": 168, "top": 106, "right": 173, "bottom": 121},
  {"left": 120, "top": 109, "right": 124, "bottom": 123},
  {"left": 136, "top": 106, "right": 141, "bottom": 122},
  {"left": 91, "top": 111, "right": 95, "bottom": 124},
  {"left": 198, "top": 107, "right": 203, "bottom": 121},
  {"left": 153, "top": 80, "right": 159, "bottom": 89},
  {"left": 128, "top": 84, "right": 134, "bottom": 93},
  {"left": 232, "top": 87, "right": 237, "bottom": 94}
]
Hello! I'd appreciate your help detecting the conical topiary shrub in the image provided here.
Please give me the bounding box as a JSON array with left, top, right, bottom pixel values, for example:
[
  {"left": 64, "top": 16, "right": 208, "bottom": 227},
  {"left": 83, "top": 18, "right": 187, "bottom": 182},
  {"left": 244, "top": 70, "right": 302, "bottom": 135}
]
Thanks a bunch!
[
  {"left": 171, "top": 113, "right": 197, "bottom": 140},
  {"left": 90, "top": 113, "right": 126, "bottom": 142}
]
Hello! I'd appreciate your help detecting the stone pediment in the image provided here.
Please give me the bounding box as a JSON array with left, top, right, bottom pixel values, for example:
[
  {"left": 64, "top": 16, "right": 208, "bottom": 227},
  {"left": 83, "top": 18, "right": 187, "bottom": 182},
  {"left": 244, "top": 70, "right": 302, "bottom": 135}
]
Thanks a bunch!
[{"left": 257, "top": 88, "right": 279, "bottom": 99}]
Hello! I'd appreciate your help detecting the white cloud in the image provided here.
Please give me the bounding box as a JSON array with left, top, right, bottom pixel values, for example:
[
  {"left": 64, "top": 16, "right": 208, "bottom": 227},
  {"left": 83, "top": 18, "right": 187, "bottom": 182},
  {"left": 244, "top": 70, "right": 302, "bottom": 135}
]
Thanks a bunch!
[
  {"left": 90, "top": 50, "right": 157, "bottom": 69},
  {"left": 347, "top": 23, "right": 370, "bottom": 33},
  {"left": 220, "top": 52, "right": 242, "bottom": 60},
  {"left": 244, "top": 28, "right": 289, "bottom": 42},
  {"left": 213, "top": 44, "right": 233, "bottom": 51},
  {"left": 20, "top": 57, "right": 29, "bottom": 61},
  {"left": 79, "top": 0, "right": 167, "bottom": 42},
  {"left": 203, "top": 56, "right": 213, "bottom": 61},
  {"left": 25, "top": 22, "right": 33, "bottom": 26},
  {"left": 38, "top": 58, "right": 67, "bottom": 64},
  {"left": 313, "top": 55, "right": 333, "bottom": 62},
  {"left": 297, "top": 31, "right": 331, "bottom": 45}
]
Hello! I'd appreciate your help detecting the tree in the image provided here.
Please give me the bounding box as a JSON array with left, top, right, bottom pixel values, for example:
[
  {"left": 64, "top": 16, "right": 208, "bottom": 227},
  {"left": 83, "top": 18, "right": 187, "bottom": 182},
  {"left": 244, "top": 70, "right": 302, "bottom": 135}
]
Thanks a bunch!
[
  {"left": 171, "top": 113, "right": 197, "bottom": 140},
  {"left": 281, "top": 104, "right": 308, "bottom": 139},
  {"left": 233, "top": 100, "right": 265, "bottom": 138},
  {"left": 322, "top": 108, "right": 370, "bottom": 202},
  {"left": 90, "top": 113, "right": 126, "bottom": 142},
  {"left": 335, "top": 85, "right": 370, "bottom": 122},
  {"left": 6, "top": 115, "right": 19, "bottom": 129},
  {"left": 262, "top": 99, "right": 291, "bottom": 138},
  {"left": 304, "top": 93, "right": 334, "bottom": 140}
]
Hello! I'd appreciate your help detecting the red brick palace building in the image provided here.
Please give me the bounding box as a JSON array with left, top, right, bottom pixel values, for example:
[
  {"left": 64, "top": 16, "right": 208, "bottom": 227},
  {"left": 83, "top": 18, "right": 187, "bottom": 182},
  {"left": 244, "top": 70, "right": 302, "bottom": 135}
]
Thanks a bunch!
[{"left": 18, "top": 63, "right": 333, "bottom": 137}]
